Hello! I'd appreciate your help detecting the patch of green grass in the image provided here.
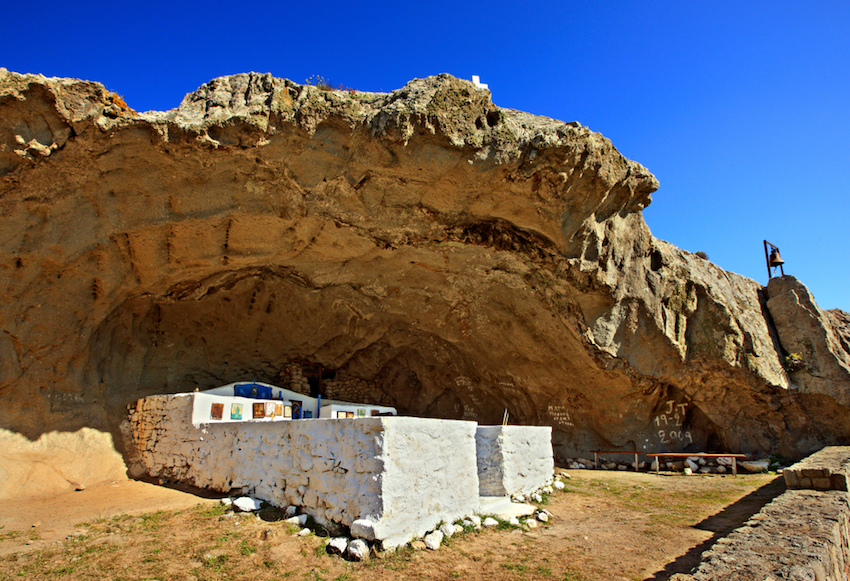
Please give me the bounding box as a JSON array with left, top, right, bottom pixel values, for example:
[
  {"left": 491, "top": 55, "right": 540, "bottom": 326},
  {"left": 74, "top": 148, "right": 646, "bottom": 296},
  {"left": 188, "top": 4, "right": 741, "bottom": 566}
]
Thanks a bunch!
[
  {"left": 196, "top": 503, "right": 228, "bottom": 518},
  {"left": 0, "top": 530, "right": 20, "bottom": 541},
  {"left": 201, "top": 553, "right": 229, "bottom": 572},
  {"left": 238, "top": 539, "right": 256, "bottom": 555},
  {"left": 495, "top": 518, "right": 522, "bottom": 531},
  {"left": 141, "top": 546, "right": 163, "bottom": 563},
  {"left": 376, "top": 545, "right": 414, "bottom": 571},
  {"left": 537, "top": 565, "right": 553, "bottom": 576},
  {"left": 502, "top": 562, "right": 528, "bottom": 572}
]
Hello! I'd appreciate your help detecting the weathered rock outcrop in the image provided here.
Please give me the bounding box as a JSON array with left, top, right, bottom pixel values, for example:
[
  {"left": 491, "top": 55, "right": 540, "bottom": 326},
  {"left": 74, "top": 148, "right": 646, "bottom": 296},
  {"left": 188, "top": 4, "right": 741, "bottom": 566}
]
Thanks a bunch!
[
  {"left": 767, "top": 276, "right": 850, "bottom": 406},
  {"left": 1, "top": 68, "right": 850, "bottom": 495}
]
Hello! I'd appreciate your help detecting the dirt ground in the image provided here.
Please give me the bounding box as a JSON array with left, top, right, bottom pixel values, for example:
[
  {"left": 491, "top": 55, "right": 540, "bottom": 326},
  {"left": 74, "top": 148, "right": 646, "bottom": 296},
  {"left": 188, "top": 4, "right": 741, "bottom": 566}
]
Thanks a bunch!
[{"left": 0, "top": 470, "right": 784, "bottom": 581}]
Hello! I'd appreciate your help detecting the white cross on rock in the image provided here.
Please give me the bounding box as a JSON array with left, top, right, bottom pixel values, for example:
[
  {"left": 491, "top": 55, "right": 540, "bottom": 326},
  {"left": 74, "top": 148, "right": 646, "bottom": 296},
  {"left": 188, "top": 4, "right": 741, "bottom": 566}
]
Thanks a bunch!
[{"left": 471, "top": 75, "right": 489, "bottom": 90}]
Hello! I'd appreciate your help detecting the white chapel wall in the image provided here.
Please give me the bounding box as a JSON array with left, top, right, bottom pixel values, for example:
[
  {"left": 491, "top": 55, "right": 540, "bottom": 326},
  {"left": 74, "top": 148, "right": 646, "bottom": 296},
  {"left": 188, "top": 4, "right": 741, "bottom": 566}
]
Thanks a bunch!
[{"left": 128, "top": 394, "right": 478, "bottom": 548}]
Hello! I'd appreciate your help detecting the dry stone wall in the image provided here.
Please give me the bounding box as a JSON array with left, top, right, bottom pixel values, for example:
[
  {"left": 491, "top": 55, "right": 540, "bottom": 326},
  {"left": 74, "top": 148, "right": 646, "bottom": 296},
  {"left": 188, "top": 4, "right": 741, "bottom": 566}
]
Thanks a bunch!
[
  {"left": 784, "top": 446, "right": 850, "bottom": 491},
  {"left": 128, "top": 394, "right": 480, "bottom": 547},
  {"left": 682, "top": 489, "right": 850, "bottom": 580},
  {"left": 680, "top": 447, "right": 850, "bottom": 579}
]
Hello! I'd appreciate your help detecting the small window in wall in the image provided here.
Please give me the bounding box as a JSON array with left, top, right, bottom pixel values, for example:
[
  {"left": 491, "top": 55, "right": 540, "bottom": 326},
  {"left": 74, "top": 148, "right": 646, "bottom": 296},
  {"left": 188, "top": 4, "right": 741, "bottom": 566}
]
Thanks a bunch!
[{"left": 336, "top": 411, "right": 347, "bottom": 419}]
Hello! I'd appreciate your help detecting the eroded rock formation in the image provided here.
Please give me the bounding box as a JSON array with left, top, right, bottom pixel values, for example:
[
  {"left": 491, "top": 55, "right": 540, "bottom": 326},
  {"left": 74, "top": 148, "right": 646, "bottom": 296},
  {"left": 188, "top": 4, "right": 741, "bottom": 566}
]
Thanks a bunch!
[{"left": 1, "top": 68, "right": 849, "bottom": 495}]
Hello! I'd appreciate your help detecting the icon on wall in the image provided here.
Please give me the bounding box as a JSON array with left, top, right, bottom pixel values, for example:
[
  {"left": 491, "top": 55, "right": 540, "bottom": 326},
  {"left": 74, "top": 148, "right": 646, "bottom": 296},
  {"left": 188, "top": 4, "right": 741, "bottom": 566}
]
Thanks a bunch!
[{"left": 210, "top": 403, "right": 224, "bottom": 420}]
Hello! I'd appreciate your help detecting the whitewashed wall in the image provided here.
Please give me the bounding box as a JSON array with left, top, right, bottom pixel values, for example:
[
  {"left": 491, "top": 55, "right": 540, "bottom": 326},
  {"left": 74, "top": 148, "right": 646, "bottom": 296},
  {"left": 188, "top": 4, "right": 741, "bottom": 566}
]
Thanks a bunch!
[
  {"left": 475, "top": 425, "right": 554, "bottom": 496},
  {"left": 128, "top": 394, "right": 478, "bottom": 548}
]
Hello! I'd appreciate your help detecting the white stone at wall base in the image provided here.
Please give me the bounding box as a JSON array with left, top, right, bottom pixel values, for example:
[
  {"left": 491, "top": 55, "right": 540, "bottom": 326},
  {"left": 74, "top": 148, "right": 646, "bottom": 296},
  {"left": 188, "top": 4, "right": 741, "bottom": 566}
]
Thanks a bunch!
[
  {"left": 285, "top": 514, "right": 308, "bottom": 526},
  {"left": 233, "top": 496, "right": 262, "bottom": 512},
  {"left": 347, "top": 539, "right": 369, "bottom": 561},
  {"left": 424, "top": 530, "right": 443, "bottom": 550},
  {"left": 327, "top": 537, "right": 348, "bottom": 555},
  {"left": 439, "top": 523, "right": 456, "bottom": 538}
]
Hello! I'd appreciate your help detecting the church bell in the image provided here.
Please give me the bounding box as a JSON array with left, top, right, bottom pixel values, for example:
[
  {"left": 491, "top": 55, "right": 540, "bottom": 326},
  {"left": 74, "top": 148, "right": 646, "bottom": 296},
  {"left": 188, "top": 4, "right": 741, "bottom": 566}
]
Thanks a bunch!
[
  {"left": 769, "top": 249, "right": 785, "bottom": 268},
  {"left": 764, "top": 240, "right": 786, "bottom": 279}
]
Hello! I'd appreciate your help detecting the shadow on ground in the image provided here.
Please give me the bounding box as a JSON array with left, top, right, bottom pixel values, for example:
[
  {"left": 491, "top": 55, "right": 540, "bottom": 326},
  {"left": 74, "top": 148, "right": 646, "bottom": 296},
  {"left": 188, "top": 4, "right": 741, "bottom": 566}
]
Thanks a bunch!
[{"left": 647, "top": 475, "right": 786, "bottom": 580}]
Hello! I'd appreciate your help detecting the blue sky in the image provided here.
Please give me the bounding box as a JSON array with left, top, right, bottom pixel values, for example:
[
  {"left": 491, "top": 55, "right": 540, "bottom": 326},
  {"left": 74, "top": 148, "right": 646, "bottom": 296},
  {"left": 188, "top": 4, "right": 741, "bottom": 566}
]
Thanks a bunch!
[{"left": 3, "top": 1, "right": 848, "bottom": 309}]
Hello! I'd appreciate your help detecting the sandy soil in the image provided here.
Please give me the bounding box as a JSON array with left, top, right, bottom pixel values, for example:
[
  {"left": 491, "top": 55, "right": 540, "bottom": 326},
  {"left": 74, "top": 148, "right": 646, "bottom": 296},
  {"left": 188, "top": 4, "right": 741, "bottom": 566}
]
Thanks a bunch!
[
  {"left": 0, "top": 479, "right": 221, "bottom": 556},
  {"left": 0, "top": 470, "right": 785, "bottom": 581}
]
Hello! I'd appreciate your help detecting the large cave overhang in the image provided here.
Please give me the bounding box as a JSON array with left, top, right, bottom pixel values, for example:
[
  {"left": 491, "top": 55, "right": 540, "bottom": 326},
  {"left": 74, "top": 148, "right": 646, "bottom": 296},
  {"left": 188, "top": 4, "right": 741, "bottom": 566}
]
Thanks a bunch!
[
  {"left": 2, "top": 70, "right": 849, "bottom": 464},
  {"left": 83, "top": 254, "right": 646, "bottom": 447}
]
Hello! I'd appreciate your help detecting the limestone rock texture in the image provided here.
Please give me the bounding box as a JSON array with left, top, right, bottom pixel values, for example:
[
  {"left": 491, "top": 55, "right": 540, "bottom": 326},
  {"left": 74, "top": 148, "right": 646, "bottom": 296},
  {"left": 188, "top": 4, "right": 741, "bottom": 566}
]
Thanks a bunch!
[{"left": 2, "top": 68, "right": 850, "bottom": 494}]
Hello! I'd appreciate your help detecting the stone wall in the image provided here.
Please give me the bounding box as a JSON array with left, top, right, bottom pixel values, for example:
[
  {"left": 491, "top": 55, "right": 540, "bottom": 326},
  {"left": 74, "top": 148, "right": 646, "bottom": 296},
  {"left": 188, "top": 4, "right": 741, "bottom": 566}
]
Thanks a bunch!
[
  {"left": 475, "top": 425, "right": 554, "bottom": 496},
  {"left": 681, "top": 490, "right": 850, "bottom": 580},
  {"left": 679, "top": 447, "right": 850, "bottom": 579},
  {"left": 322, "top": 373, "right": 383, "bottom": 405},
  {"left": 128, "top": 394, "right": 479, "bottom": 548},
  {"left": 784, "top": 445, "right": 850, "bottom": 491}
]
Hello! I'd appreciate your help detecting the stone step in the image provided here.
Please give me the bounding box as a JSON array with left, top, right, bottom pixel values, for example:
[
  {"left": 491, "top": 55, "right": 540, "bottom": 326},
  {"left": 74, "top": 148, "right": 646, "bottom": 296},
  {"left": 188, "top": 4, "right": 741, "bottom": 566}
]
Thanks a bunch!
[{"left": 478, "top": 496, "right": 536, "bottom": 519}]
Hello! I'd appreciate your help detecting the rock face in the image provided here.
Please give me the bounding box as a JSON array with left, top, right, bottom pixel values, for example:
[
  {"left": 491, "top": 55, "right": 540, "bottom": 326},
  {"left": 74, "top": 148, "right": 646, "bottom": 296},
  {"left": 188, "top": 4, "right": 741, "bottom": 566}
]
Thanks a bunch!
[
  {"left": 767, "top": 277, "right": 850, "bottom": 406},
  {"left": 1, "top": 68, "right": 850, "bottom": 494}
]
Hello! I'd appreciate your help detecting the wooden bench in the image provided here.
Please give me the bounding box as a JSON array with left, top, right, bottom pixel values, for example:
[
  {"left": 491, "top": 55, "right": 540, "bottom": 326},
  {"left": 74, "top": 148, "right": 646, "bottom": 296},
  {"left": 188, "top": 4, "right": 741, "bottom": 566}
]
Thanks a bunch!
[
  {"left": 590, "top": 450, "right": 643, "bottom": 472},
  {"left": 646, "top": 453, "right": 748, "bottom": 476}
]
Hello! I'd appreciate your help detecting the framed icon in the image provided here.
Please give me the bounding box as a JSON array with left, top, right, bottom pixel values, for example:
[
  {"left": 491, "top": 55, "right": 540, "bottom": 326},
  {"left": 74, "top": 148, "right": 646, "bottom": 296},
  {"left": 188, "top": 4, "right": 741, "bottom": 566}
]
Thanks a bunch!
[{"left": 210, "top": 403, "right": 224, "bottom": 420}]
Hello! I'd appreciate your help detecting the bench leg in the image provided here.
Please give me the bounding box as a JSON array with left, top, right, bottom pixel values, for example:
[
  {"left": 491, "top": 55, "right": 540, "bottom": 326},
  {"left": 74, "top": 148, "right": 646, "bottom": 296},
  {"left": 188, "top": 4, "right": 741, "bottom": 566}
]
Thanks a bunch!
[
  {"left": 594, "top": 452, "right": 598, "bottom": 470},
  {"left": 656, "top": 457, "right": 661, "bottom": 475},
  {"left": 732, "top": 457, "right": 737, "bottom": 477},
  {"left": 634, "top": 453, "right": 639, "bottom": 472}
]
